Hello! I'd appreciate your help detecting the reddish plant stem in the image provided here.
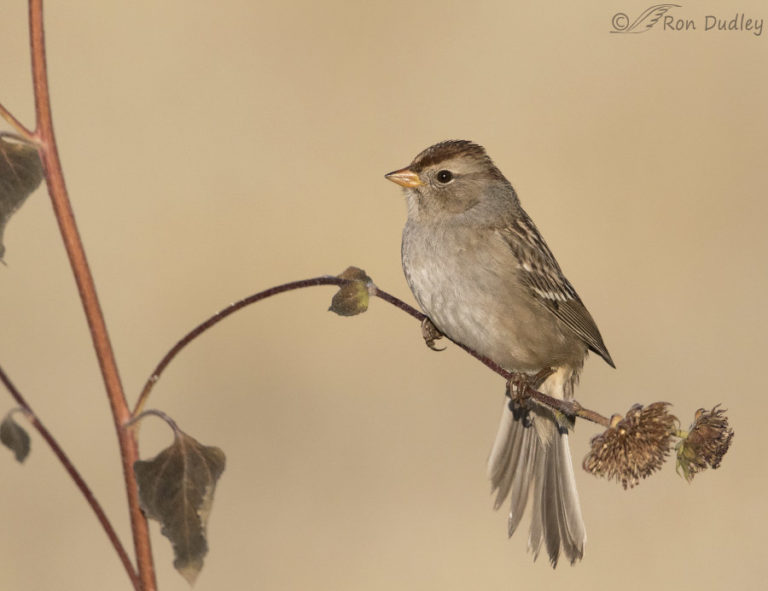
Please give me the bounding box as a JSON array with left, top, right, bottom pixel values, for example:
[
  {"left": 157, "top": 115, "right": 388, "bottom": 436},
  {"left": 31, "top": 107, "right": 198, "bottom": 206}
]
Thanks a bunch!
[
  {"left": 0, "top": 365, "right": 139, "bottom": 589},
  {"left": 134, "top": 277, "right": 347, "bottom": 415},
  {"left": 131, "top": 276, "right": 518, "bottom": 416},
  {"left": 28, "top": 2, "right": 155, "bottom": 589},
  {"left": 133, "top": 276, "right": 519, "bottom": 416},
  {"left": 127, "top": 409, "right": 181, "bottom": 435},
  {"left": 572, "top": 403, "right": 612, "bottom": 428},
  {"left": 0, "top": 102, "right": 33, "bottom": 140}
]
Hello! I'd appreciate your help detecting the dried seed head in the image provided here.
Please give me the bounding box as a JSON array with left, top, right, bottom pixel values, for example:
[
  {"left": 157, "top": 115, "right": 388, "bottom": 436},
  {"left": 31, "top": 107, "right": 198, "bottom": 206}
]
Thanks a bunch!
[
  {"left": 583, "top": 402, "right": 677, "bottom": 489},
  {"left": 676, "top": 405, "right": 734, "bottom": 482}
]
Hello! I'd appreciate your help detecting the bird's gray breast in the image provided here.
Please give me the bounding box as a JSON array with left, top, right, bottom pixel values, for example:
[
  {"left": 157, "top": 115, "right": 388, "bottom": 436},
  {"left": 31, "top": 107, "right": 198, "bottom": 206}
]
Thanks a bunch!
[{"left": 401, "top": 219, "right": 584, "bottom": 371}]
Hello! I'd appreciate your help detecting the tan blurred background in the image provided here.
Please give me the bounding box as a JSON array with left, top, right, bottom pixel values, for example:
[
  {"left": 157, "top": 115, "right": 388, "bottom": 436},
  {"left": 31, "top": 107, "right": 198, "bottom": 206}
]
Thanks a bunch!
[{"left": 1, "top": 1, "right": 766, "bottom": 589}]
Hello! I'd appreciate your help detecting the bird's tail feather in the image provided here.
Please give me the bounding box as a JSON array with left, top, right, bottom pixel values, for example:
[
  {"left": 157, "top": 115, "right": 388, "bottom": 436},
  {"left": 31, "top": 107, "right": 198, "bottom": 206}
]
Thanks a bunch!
[{"left": 487, "top": 373, "right": 586, "bottom": 567}]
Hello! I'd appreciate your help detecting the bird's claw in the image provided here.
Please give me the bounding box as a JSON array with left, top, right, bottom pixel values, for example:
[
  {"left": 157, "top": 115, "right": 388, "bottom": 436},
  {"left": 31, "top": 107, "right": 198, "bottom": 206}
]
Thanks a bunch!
[
  {"left": 505, "top": 367, "right": 554, "bottom": 402},
  {"left": 506, "top": 373, "right": 531, "bottom": 402},
  {"left": 421, "top": 318, "right": 446, "bottom": 351}
]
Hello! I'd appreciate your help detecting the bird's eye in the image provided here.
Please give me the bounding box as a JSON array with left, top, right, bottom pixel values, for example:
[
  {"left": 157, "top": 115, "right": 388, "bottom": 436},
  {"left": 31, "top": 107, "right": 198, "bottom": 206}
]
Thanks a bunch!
[{"left": 436, "top": 170, "right": 453, "bottom": 184}]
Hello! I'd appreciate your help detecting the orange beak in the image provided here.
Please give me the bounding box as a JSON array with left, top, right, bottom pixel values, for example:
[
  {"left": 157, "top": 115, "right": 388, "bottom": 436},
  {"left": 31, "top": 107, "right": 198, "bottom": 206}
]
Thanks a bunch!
[{"left": 385, "top": 167, "right": 423, "bottom": 188}]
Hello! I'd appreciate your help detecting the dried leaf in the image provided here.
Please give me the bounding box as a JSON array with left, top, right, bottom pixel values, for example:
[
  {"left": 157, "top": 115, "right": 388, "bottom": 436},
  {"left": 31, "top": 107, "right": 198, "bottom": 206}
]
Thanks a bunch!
[
  {"left": 0, "top": 412, "right": 30, "bottom": 463},
  {"left": 0, "top": 136, "right": 44, "bottom": 260},
  {"left": 134, "top": 430, "right": 226, "bottom": 584},
  {"left": 329, "top": 266, "right": 372, "bottom": 316}
]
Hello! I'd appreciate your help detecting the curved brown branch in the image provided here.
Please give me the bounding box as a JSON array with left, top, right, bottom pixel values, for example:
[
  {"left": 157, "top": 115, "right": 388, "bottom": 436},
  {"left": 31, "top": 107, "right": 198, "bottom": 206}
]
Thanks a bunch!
[
  {"left": 134, "top": 275, "right": 608, "bottom": 428},
  {"left": 134, "top": 276, "right": 520, "bottom": 416},
  {"left": 0, "top": 364, "right": 140, "bottom": 589},
  {"left": 126, "top": 409, "right": 181, "bottom": 434},
  {"left": 133, "top": 277, "right": 346, "bottom": 416}
]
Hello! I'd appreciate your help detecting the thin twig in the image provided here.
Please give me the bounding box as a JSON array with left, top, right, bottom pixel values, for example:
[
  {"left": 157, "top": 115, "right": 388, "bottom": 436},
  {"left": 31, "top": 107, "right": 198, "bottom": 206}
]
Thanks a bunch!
[
  {"left": 571, "top": 402, "right": 612, "bottom": 427},
  {"left": 133, "top": 276, "right": 349, "bottom": 416},
  {"left": 0, "top": 101, "right": 34, "bottom": 140},
  {"left": 126, "top": 409, "right": 180, "bottom": 434},
  {"left": 28, "top": 1, "right": 155, "bottom": 588},
  {"left": 0, "top": 131, "right": 37, "bottom": 146},
  {"left": 134, "top": 275, "right": 609, "bottom": 428},
  {"left": 0, "top": 364, "right": 140, "bottom": 589},
  {"left": 133, "top": 276, "right": 492, "bottom": 415},
  {"left": 525, "top": 390, "right": 612, "bottom": 428}
]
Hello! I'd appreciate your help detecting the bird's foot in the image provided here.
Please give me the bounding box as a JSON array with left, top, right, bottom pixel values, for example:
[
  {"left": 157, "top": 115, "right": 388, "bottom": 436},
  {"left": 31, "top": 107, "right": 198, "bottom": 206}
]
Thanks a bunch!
[
  {"left": 505, "top": 368, "right": 574, "bottom": 431},
  {"left": 506, "top": 373, "right": 529, "bottom": 402},
  {"left": 505, "top": 374, "right": 534, "bottom": 426},
  {"left": 421, "top": 318, "right": 445, "bottom": 351},
  {"left": 505, "top": 367, "right": 555, "bottom": 402}
]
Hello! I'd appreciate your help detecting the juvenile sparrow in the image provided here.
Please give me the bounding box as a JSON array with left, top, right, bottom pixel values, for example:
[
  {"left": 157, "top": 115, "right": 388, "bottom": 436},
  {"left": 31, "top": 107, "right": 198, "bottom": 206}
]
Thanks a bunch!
[{"left": 385, "top": 140, "right": 614, "bottom": 566}]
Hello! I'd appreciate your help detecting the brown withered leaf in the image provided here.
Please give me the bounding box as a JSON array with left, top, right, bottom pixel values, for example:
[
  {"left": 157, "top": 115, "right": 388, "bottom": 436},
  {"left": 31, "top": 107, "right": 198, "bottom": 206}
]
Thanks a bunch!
[
  {"left": 0, "top": 411, "right": 30, "bottom": 463},
  {"left": 0, "top": 136, "right": 44, "bottom": 260},
  {"left": 134, "top": 430, "right": 226, "bottom": 584},
  {"left": 329, "top": 266, "right": 372, "bottom": 316}
]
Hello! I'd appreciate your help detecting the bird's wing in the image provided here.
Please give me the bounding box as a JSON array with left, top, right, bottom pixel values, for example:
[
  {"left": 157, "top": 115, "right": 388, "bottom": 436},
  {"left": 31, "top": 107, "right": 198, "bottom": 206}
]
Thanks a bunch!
[{"left": 497, "top": 212, "right": 615, "bottom": 367}]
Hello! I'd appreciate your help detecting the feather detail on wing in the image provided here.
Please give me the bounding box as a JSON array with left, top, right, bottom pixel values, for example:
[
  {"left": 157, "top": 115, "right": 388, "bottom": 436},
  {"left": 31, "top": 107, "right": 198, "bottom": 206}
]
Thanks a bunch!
[{"left": 498, "top": 213, "right": 615, "bottom": 368}]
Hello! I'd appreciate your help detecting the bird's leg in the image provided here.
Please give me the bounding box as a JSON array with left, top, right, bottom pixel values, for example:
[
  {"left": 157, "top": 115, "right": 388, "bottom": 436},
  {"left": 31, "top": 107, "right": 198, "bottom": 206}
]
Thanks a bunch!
[
  {"left": 505, "top": 372, "right": 528, "bottom": 401},
  {"left": 505, "top": 374, "right": 534, "bottom": 426},
  {"left": 506, "top": 367, "right": 580, "bottom": 433},
  {"left": 505, "top": 367, "right": 554, "bottom": 402},
  {"left": 505, "top": 367, "right": 558, "bottom": 427},
  {"left": 529, "top": 367, "right": 555, "bottom": 390},
  {"left": 421, "top": 317, "right": 446, "bottom": 351}
]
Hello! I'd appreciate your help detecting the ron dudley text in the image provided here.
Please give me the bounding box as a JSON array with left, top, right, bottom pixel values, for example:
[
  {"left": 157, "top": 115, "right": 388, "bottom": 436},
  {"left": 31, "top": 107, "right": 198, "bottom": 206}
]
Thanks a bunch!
[{"left": 664, "top": 13, "right": 764, "bottom": 36}]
